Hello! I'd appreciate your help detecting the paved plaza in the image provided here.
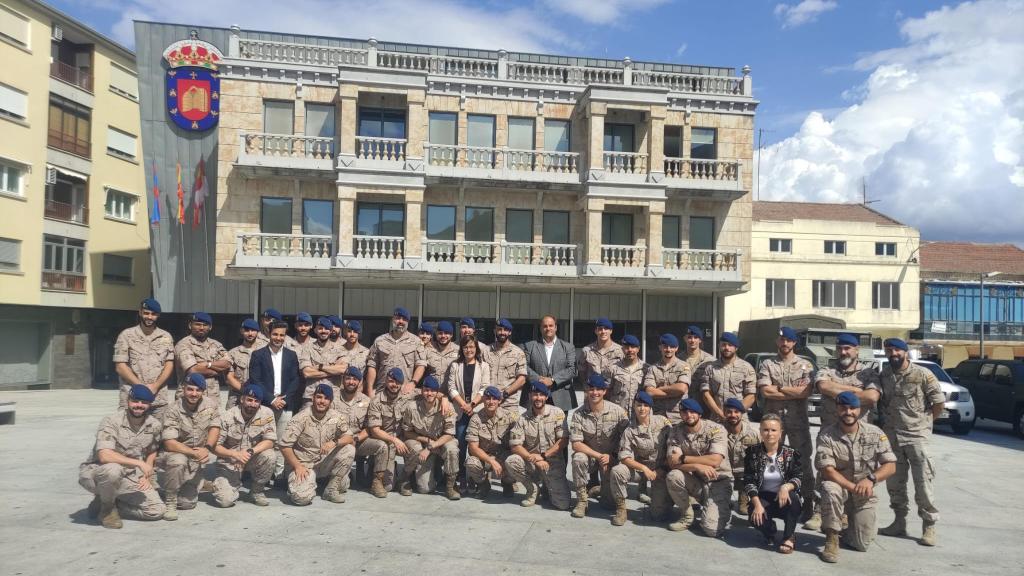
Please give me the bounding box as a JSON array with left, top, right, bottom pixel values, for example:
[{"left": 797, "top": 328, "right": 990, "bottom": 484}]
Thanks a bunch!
[{"left": 0, "top": 389, "right": 1021, "bottom": 576}]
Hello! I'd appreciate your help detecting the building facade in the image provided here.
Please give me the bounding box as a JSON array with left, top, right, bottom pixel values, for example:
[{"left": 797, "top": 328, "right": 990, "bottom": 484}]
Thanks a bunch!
[
  {"left": 134, "top": 23, "right": 757, "bottom": 358},
  {"left": 724, "top": 201, "right": 920, "bottom": 344},
  {"left": 0, "top": 0, "right": 151, "bottom": 388}
]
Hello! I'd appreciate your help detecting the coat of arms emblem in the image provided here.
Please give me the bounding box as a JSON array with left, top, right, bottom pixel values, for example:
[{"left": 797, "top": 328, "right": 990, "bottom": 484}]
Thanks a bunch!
[{"left": 164, "top": 31, "right": 223, "bottom": 132}]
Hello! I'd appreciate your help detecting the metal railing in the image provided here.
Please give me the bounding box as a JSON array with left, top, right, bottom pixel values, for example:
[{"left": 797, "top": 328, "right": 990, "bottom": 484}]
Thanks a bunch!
[
  {"left": 662, "top": 248, "right": 740, "bottom": 272},
  {"left": 243, "top": 133, "right": 335, "bottom": 159},
  {"left": 603, "top": 151, "right": 648, "bottom": 174},
  {"left": 50, "top": 60, "right": 93, "bottom": 92},
  {"left": 41, "top": 271, "right": 86, "bottom": 292},
  {"left": 601, "top": 245, "right": 646, "bottom": 267},
  {"left": 355, "top": 136, "right": 407, "bottom": 161},
  {"left": 239, "top": 233, "right": 333, "bottom": 258},
  {"left": 353, "top": 235, "right": 404, "bottom": 259},
  {"left": 663, "top": 157, "right": 739, "bottom": 181},
  {"left": 44, "top": 199, "right": 89, "bottom": 224}
]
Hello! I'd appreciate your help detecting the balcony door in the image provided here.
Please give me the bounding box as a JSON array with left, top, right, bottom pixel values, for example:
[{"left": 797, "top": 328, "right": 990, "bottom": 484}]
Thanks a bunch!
[
  {"left": 428, "top": 112, "right": 457, "bottom": 165},
  {"left": 45, "top": 174, "right": 87, "bottom": 224},
  {"left": 304, "top": 103, "right": 335, "bottom": 158},
  {"left": 466, "top": 114, "right": 495, "bottom": 168}
]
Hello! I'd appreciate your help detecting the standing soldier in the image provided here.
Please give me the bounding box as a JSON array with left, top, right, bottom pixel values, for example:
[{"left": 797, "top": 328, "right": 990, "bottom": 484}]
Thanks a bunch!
[
  {"left": 161, "top": 373, "right": 220, "bottom": 520},
  {"left": 341, "top": 320, "right": 370, "bottom": 374},
  {"left": 175, "top": 312, "right": 231, "bottom": 404},
  {"left": 643, "top": 333, "right": 690, "bottom": 424},
  {"left": 279, "top": 383, "right": 354, "bottom": 505},
  {"left": 420, "top": 320, "right": 459, "bottom": 385},
  {"left": 721, "top": 398, "right": 760, "bottom": 515},
  {"left": 465, "top": 386, "right": 519, "bottom": 498},
  {"left": 578, "top": 317, "right": 623, "bottom": 387},
  {"left": 459, "top": 317, "right": 477, "bottom": 341},
  {"left": 298, "top": 317, "right": 348, "bottom": 406},
  {"left": 682, "top": 325, "right": 715, "bottom": 375},
  {"left": 481, "top": 318, "right": 528, "bottom": 410},
  {"left": 113, "top": 298, "right": 175, "bottom": 420},
  {"left": 256, "top": 308, "right": 282, "bottom": 347},
  {"left": 365, "top": 307, "right": 423, "bottom": 395},
  {"left": 417, "top": 322, "right": 435, "bottom": 348},
  {"left": 603, "top": 334, "right": 647, "bottom": 415},
  {"left": 506, "top": 381, "right": 572, "bottom": 510},
  {"left": 78, "top": 384, "right": 166, "bottom": 529},
  {"left": 877, "top": 338, "right": 945, "bottom": 547},
  {"left": 225, "top": 318, "right": 263, "bottom": 409},
  {"left": 700, "top": 332, "right": 757, "bottom": 424},
  {"left": 287, "top": 311, "right": 314, "bottom": 353},
  {"left": 211, "top": 385, "right": 277, "bottom": 508},
  {"left": 328, "top": 315, "right": 344, "bottom": 343},
  {"left": 367, "top": 368, "right": 415, "bottom": 494},
  {"left": 610, "top": 391, "right": 671, "bottom": 526},
  {"left": 398, "top": 375, "right": 460, "bottom": 500},
  {"left": 332, "top": 365, "right": 388, "bottom": 498},
  {"left": 665, "top": 398, "right": 733, "bottom": 537},
  {"left": 756, "top": 326, "right": 816, "bottom": 522},
  {"left": 569, "top": 374, "right": 629, "bottom": 519}
]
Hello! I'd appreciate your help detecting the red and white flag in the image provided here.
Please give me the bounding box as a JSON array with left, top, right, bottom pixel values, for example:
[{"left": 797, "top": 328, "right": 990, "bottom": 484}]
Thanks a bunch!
[{"left": 191, "top": 158, "right": 208, "bottom": 229}]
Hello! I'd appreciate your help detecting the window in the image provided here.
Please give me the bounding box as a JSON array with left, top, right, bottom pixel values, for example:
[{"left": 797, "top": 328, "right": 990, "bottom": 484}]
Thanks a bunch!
[
  {"left": 508, "top": 117, "right": 535, "bottom": 169},
  {"left": 104, "top": 188, "right": 136, "bottom": 221},
  {"left": 664, "top": 126, "right": 682, "bottom": 158},
  {"left": 48, "top": 95, "right": 91, "bottom": 157},
  {"left": 466, "top": 114, "right": 496, "bottom": 167},
  {"left": 825, "top": 240, "right": 846, "bottom": 255},
  {"left": 766, "top": 279, "right": 795, "bottom": 308},
  {"left": 0, "top": 4, "right": 30, "bottom": 48},
  {"left": 691, "top": 128, "right": 717, "bottom": 159},
  {"left": 356, "top": 202, "right": 404, "bottom": 237},
  {"left": 426, "top": 205, "right": 456, "bottom": 240},
  {"left": 542, "top": 210, "right": 569, "bottom": 245},
  {"left": 45, "top": 173, "right": 87, "bottom": 224},
  {"left": 813, "top": 280, "right": 856, "bottom": 309},
  {"left": 302, "top": 199, "right": 333, "bottom": 236},
  {"left": 662, "top": 215, "right": 681, "bottom": 249},
  {"left": 465, "top": 207, "right": 494, "bottom": 241},
  {"left": 0, "top": 83, "right": 27, "bottom": 121},
  {"left": 102, "top": 254, "right": 132, "bottom": 283},
  {"left": 544, "top": 119, "right": 570, "bottom": 152},
  {"left": 43, "top": 235, "right": 85, "bottom": 273},
  {"left": 262, "top": 100, "right": 294, "bottom": 135},
  {"left": 106, "top": 127, "right": 136, "bottom": 160},
  {"left": 506, "top": 209, "right": 533, "bottom": 243},
  {"left": 875, "top": 242, "right": 896, "bottom": 257},
  {"left": 602, "top": 213, "right": 633, "bottom": 245},
  {"left": 428, "top": 112, "right": 457, "bottom": 164},
  {"left": 873, "top": 282, "right": 900, "bottom": 310},
  {"left": 358, "top": 107, "right": 405, "bottom": 138},
  {"left": 109, "top": 63, "right": 138, "bottom": 100},
  {"left": 0, "top": 237, "right": 20, "bottom": 271},
  {"left": 769, "top": 238, "right": 792, "bottom": 253},
  {"left": 304, "top": 103, "right": 336, "bottom": 156},
  {"left": 260, "top": 197, "right": 292, "bottom": 233},
  {"left": 689, "top": 216, "right": 715, "bottom": 250},
  {"left": 603, "top": 123, "right": 634, "bottom": 152},
  {"left": 0, "top": 161, "right": 24, "bottom": 196}
]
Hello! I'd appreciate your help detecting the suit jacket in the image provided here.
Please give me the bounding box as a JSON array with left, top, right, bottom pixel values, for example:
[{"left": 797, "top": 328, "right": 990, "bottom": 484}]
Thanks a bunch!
[
  {"left": 444, "top": 360, "right": 491, "bottom": 419},
  {"left": 523, "top": 338, "right": 577, "bottom": 410},
  {"left": 248, "top": 345, "right": 301, "bottom": 411}
]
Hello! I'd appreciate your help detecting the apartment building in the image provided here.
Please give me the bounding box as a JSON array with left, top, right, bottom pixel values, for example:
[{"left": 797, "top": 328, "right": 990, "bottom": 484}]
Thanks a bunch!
[{"left": 0, "top": 0, "right": 151, "bottom": 388}]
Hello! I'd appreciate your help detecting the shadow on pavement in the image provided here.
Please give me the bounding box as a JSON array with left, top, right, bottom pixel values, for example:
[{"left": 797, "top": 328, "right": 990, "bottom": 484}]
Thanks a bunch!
[{"left": 942, "top": 419, "right": 1023, "bottom": 452}]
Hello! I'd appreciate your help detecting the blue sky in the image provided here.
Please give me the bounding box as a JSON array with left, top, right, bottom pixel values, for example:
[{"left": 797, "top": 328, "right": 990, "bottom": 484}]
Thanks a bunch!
[{"left": 49, "top": 0, "right": 1024, "bottom": 244}]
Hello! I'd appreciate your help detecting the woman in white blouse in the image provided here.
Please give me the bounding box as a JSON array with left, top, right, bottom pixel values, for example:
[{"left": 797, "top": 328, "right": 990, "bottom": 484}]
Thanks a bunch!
[{"left": 445, "top": 335, "right": 491, "bottom": 487}]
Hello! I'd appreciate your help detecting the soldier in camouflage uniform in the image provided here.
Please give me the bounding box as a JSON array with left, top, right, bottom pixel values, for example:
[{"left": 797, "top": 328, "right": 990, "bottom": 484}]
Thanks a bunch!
[
  {"left": 160, "top": 373, "right": 220, "bottom": 520},
  {"left": 465, "top": 386, "right": 519, "bottom": 498},
  {"left": 506, "top": 381, "right": 572, "bottom": 509},
  {"left": 298, "top": 317, "right": 348, "bottom": 406},
  {"left": 603, "top": 334, "right": 648, "bottom": 415},
  {"left": 365, "top": 307, "right": 423, "bottom": 395},
  {"left": 665, "top": 398, "right": 733, "bottom": 537},
  {"left": 367, "top": 368, "right": 415, "bottom": 493},
  {"left": 721, "top": 397, "right": 760, "bottom": 515},
  {"left": 480, "top": 318, "right": 528, "bottom": 410},
  {"left": 643, "top": 333, "right": 691, "bottom": 424},
  {"left": 225, "top": 318, "right": 264, "bottom": 409},
  {"left": 341, "top": 320, "right": 370, "bottom": 375},
  {"left": 279, "top": 383, "right": 354, "bottom": 505},
  {"left": 418, "top": 320, "right": 459, "bottom": 386},
  {"left": 211, "top": 385, "right": 277, "bottom": 507},
  {"left": 255, "top": 308, "right": 282, "bottom": 347},
  {"left": 700, "top": 332, "right": 756, "bottom": 424},
  {"left": 398, "top": 375, "right": 460, "bottom": 499},
  {"left": 332, "top": 365, "right": 388, "bottom": 498},
  {"left": 286, "top": 311, "right": 314, "bottom": 354},
  {"left": 610, "top": 390, "right": 671, "bottom": 525},
  {"left": 682, "top": 325, "right": 715, "bottom": 375},
  {"left": 174, "top": 312, "right": 231, "bottom": 403},
  {"left": 113, "top": 298, "right": 175, "bottom": 420},
  {"left": 569, "top": 373, "right": 629, "bottom": 518},
  {"left": 578, "top": 317, "right": 623, "bottom": 388}
]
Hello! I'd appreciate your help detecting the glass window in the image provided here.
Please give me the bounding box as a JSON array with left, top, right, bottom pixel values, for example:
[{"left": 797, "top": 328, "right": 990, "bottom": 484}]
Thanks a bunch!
[
  {"left": 506, "top": 209, "right": 533, "bottom": 243},
  {"left": 603, "top": 123, "right": 634, "bottom": 152},
  {"left": 662, "top": 215, "right": 681, "bottom": 249},
  {"left": 465, "top": 207, "right": 494, "bottom": 241},
  {"left": 770, "top": 238, "right": 792, "bottom": 253},
  {"left": 358, "top": 107, "right": 406, "bottom": 138},
  {"left": 663, "top": 126, "right": 682, "bottom": 158},
  {"left": 102, "top": 254, "right": 133, "bottom": 283},
  {"left": 691, "top": 128, "right": 717, "bottom": 159},
  {"left": 825, "top": 240, "right": 846, "bottom": 255},
  {"left": 104, "top": 189, "right": 137, "bottom": 221},
  {"left": 302, "top": 199, "right": 333, "bottom": 236},
  {"left": 467, "top": 114, "right": 496, "bottom": 167},
  {"left": 304, "top": 103, "right": 336, "bottom": 157},
  {"left": 813, "top": 280, "right": 856, "bottom": 309},
  {"left": 508, "top": 117, "right": 535, "bottom": 150},
  {"left": 0, "top": 162, "right": 23, "bottom": 195},
  {"left": 544, "top": 119, "right": 570, "bottom": 152},
  {"left": 48, "top": 95, "right": 91, "bottom": 157},
  {"left": 689, "top": 216, "right": 715, "bottom": 250},
  {"left": 0, "top": 82, "right": 28, "bottom": 120},
  {"left": 602, "top": 213, "right": 633, "bottom": 245},
  {"left": 357, "top": 202, "right": 405, "bottom": 237},
  {"left": 873, "top": 282, "right": 900, "bottom": 309},
  {"left": 426, "top": 205, "right": 456, "bottom": 240},
  {"left": 875, "top": 242, "right": 897, "bottom": 257},
  {"left": 42, "top": 235, "right": 85, "bottom": 273},
  {"left": 766, "top": 279, "right": 795, "bottom": 308},
  {"left": 542, "top": 211, "right": 569, "bottom": 245},
  {"left": 0, "top": 237, "right": 20, "bottom": 271},
  {"left": 260, "top": 197, "right": 292, "bottom": 234},
  {"left": 428, "top": 112, "right": 457, "bottom": 164},
  {"left": 106, "top": 127, "right": 136, "bottom": 160},
  {"left": 262, "top": 100, "right": 294, "bottom": 135}
]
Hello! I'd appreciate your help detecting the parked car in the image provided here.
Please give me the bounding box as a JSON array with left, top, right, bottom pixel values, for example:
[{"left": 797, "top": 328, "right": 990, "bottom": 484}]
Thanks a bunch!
[
  {"left": 743, "top": 352, "right": 820, "bottom": 422},
  {"left": 950, "top": 359, "right": 1024, "bottom": 437}
]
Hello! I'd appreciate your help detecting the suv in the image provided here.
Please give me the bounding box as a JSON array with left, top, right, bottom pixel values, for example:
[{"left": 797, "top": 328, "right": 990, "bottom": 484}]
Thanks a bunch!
[
  {"left": 743, "top": 352, "right": 820, "bottom": 422},
  {"left": 871, "top": 358, "right": 976, "bottom": 435},
  {"left": 951, "top": 359, "right": 1024, "bottom": 437}
]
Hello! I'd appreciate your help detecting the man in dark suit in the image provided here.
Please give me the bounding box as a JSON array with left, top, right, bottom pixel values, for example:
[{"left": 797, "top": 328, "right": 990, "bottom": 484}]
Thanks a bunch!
[
  {"left": 248, "top": 320, "right": 301, "bottom": 481},
  {"left": 523, "top": 315, "right": 578, "bottom": 411}
]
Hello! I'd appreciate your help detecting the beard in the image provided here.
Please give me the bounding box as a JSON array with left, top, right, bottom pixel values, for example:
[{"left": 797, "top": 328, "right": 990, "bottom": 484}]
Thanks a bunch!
[{"left": 838, "top": 355, "right": 855, "bottom": 369}]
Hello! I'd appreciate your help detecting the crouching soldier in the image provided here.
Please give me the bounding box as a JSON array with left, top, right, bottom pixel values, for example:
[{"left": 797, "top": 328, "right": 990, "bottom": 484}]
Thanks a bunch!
[
  {"left": 161, "top": 373, "right": 221, "bottom": 520},
  {"left": 211, "top": 384, "right": 276, "bottom": 507}
]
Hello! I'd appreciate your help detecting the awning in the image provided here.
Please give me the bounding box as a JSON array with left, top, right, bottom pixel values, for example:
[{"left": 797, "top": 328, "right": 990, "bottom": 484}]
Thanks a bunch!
[{"left": 46, "top": 164, "right": 88, "bottom": 182}]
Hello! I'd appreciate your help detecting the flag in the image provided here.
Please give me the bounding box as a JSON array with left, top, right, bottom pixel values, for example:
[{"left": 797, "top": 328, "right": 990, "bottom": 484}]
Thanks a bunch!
[
  {"left": 149, "top": 161, "right": 161, "bottom": 226},
  {"left": 191, "top": 158, "right": 208, "bottom": 229},
  {"left": 176, "top": 162, "right": 185, "bottom": 225}
]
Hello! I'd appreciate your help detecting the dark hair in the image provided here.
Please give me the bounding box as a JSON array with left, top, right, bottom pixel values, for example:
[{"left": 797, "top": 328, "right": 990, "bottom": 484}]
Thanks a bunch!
[
  {"left": 270, "top": 321, "right": 289, "bottom": 332},
  {"left": 457, "top": 335, "right": 481, "bottom": 364}
]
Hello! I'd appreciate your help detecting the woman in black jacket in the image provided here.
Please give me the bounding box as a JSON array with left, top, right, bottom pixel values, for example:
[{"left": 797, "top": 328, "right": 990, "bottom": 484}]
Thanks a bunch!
[{"left": 742, "top": 413, "right": 804, "bottom": 554}]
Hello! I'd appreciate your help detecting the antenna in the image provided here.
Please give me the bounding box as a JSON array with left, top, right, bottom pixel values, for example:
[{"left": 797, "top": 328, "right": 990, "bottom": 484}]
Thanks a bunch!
[{"left": 862, "top": 177, "right": 879, "bottom": 205}]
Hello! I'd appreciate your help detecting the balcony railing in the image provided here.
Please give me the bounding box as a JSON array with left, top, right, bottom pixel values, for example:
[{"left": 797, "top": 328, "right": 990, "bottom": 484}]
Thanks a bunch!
[
  {"left": 424, "top": 144, "right": 580, "bottom": 178},
  {"left": 235, "top": 233, "right": 333, "bottom": 269},
  {"left": 44, "top": 199, "right": 89, "bottom": 224},
  {"left": 353, "top": 235, "right": 404, "bottom": 260},
  {"left": 244, "top": 133, "right": 334, "bottom": 159},
  {"left": 603, "top": 151, "right": 648, "bottom": 175},
  {"left": 601, "top": 245, "right": 646, "bottom": 267},
  {"left": 356, "top": 136, "right": 406, "bottom": 161},
  {"left": 633, "top": 71, "right": 742, "bottom": 95},
  {"left": 50, "top": 60, "right": 93, "bottom": 92},
  {"left": 421, "top": 239, "right": 579, "bottom": 275},
  {"left": 506, "top": 62, "right": 624, "bottom": 85},
  {"left": 377, "top": 52, "right": 499, "bottom": 79},
  {"left": 41, "top": 271, "right": 86, "bottom": 292},
  {"left": 503, "top": 242, "right": 577, "bottom": 266},
  {"left": 664, "top": 158, "right": 739, "bottom": 181},
  {"left": 47, "top": 130, "right": 90, "bottom": 158},
  {"left": 663, "top": 248, "right": 740, "bottom": 272},
  {"left": 237, "top": 38, "right": 367, "bottom": 66}
]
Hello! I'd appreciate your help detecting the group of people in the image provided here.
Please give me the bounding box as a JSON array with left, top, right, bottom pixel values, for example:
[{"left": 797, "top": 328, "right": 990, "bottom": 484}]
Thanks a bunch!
[{"left": 80, "top": 299, "right": 946, "bottom": 563}]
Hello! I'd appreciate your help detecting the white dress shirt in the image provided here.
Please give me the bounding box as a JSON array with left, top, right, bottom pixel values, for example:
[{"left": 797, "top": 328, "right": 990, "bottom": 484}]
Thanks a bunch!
[{"left": 269, "top": 346, "right": 283, "bottom": 396}]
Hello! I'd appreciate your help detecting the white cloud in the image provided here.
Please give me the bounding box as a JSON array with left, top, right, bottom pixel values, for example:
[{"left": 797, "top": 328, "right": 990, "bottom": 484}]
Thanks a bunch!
[
  {"left": 774, "top": 0, "right": 838, "bottom": 28},
  {"left": 676, "top": 42, "right": 688, "bottom": 56},
  {"left": 759, "top": 0, "right": 1024, "bottom": 244},
  {"left": 544, "top": 0, "right": 671, "bottom": 25}
]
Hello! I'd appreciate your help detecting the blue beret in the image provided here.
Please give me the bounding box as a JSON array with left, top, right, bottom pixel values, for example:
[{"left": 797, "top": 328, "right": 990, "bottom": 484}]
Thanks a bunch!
[
  {"left": 779, "top": 326, "right": 798, "bottom": 341},
  {"left": 530, "top": 380, "right": 551, "bottom": 397},
  {"left": 344, "top": 366, "right": 363, "bottom": 380},
  {"left": 262, "top": 308, "right": 282, "bottom": 320},
  {"left": 720, "top": 332, "right": 740, "bottom": 347},
  {"left": 241, "top": 318, "right": 260, "bottom": 331},
  {"left": 836, "top": 391, "right": 861, "bottom": 407},
  {"left": 419, "top": 322, "right": 435, "bottom": 335},
  {"left": 460, "top": 317, "right": 476, "bottom": 329},
  {"left": 328, "top": 315, "right": 343, "bottom": 327},
  {"left": 883, "top": 338, "right": 908, "bottom": 351},
  {"left": 242, "top": 383, "right": 264, "bottom": 402},
  {"left": 660, "top": 334, "right": 679, "bottom": 347},
  {"left": 635, "top": 391, "right": 654, "bottom": 407},
  {"left": 686, "top": 325, "right": 703, "bottom": 338},
  {"left": 595, "top": 317, "right": 613, "bottom": 330},
  {"left": 387, "top": 367, "right": 405, "bottom": 384},
  {"left": 186, "top": 372, "right": 207, "bottom": 390},
  {"left": 587, "top": 373, "right": 608, "bottom": 389},
  {"left": 346, "top": 320, "right": 362, "bottom": 333},
  {"left": 482, "top": 385, "right": 503, "bottom": 399},
  {"left": 496, "top": 318, "right": 514, "bottom": 331},
  {"left": 295, "top": 312, "right": 312, "bottom": 324},
  {"left": 836, "top": 333, "right": 859, "bottom": 347},
  {"left": 316, "top": 316, "right": 333, "bottom": 328},
  {"left": 192, "top": 312, "right": 212, "bottom": 324},
  {"left": 421, "top": 375, "right": 440, "bottom": 390},
  {"left": 724, "top": 397, "right": 746, "bottom": 412},
  {"left": 622, "top": 334, "right": 640, "bottom": 347},
  {"left": 436, "top": 320, "right": 454, "bottom": 334},
  {"left": 679, "top": 397, "right": 703, "bottom": 415},
  {"left": 393, "top": 307, "right": 410, "bottom": 321},
  {"left": 140, "top": 298, "right": 161, "bottom": 313},
  {"left": 129, "top": 384, "right": 155, "bottom": 403},
  {"left": 314, "top": 383, "right": 334, "bottom": 400}
]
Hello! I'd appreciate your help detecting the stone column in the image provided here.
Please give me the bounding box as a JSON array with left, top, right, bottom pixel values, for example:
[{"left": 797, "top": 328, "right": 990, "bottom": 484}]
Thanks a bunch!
[
  {"left": 405, "top": 188, "right": 424, "bottom": 263},
  {"left": 336, "top": 186, "right": 356, "bottom": 263},
  {"left": 648, "top": 106, "right": 667, "bottom": 181},
  {"left": 583, "top": 197, "right": 605, "bottom": 273},
  {"left": 338, "top": 85, "right": 358, "bottom": 157},
  {"left": 406, "top": 89, "right": 427, "bottom": 159},
  {"left": 586, "top": 104, "right": 606, "bottom": 177},
  {"left": 645, "top": 200, "right": 665, "bottom": 274}
]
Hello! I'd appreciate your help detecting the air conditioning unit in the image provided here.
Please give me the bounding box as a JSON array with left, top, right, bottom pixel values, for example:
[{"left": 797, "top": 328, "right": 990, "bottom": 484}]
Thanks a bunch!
[
  {"left": 52, "top": 24, "right": 63, "bottom": 41},
  {"left": 45, "top": 167, "right": 57, "bottom": 185}
]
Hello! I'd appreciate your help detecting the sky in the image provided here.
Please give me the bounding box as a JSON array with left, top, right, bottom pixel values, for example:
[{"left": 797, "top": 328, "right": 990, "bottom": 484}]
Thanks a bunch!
[{"left": 50, "top": 0, "right": 1024, "bottom": 245}]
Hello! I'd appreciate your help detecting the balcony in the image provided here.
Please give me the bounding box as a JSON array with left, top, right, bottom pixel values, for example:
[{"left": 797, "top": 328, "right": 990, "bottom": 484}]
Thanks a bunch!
[
  {"left": 663, "top": 158, "right": 743, "bottom": 197},
  {"left": 47, "top": 130, "right": 90, "bottom": 159},
  {"left": 50, "top": 60, "right": 93, "bottom": 92},
  {"left": 234, "top": 233, "right": 333, "bottom": 269},
  {"left": 420, "top": 239, "right": 578, "bottom": 276},
  {"left": 663, "top": 248, "right": 742, "bottom": 281},
  {"left": 423, "top": 144, "right": 580, "bottom": 184},
  {"left": 235, "top": 133, "right": 335, "bottom": 173},
  {"left": 351, "top": 235, "right": 406, "bottom": 270},
  {"left": 41, "top": 271, "right": 86, "bottom": 292},
  {"left": 603, "top": 151, "right": 648, "bottom": 175},
  {"left": 44, "top": 199, "right": 89, "bottom": 225}
]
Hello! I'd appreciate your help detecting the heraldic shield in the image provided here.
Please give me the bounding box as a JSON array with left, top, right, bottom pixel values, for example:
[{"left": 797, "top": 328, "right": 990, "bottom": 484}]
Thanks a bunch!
[{"left": 164, "top": 32, "right": 223, "bottom": 132}]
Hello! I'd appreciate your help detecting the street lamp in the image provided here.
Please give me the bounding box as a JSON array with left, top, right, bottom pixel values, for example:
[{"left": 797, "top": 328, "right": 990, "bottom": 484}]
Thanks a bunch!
[{"left": 980, "top": 271, "right": 1002, "bottom": 359}]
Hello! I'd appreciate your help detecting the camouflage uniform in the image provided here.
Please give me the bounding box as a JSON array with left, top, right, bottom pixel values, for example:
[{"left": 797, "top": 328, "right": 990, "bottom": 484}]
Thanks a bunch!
[
  {"left": 481, "top": 342, "right": 528, "bottom": 409},
  {"left": 757, "top": 355, "right": 816, "bottom": 511},
  {"left": 465, "top": 407, "right": 518, "bottom": 484},
  {"left": 506, "top": 405, "right": 573, "bottom": 509},
  {"left": 603, "top": 360, "right": 648, "bottom": 415},
  {"left": 78, "top": 411, "right": 166, "bottom": 520},
  {"left": 569, "top": 401, "right": 629, "bottom": 501},
  {"left": 816, "top": 362, "right": 882, "bottom": 429},
  {"left": 161, "top": 396, "right": 220, "bottom": 509},
  {"left": 365, "top": 391, "right": 413, "bottom": 489},
  {"left": 297, "top": 340, "right": 347, "bottom": 404},
  {"left": 174, "top": 335, "right": 228, "bottom": 402},
  {"left": 225, "top": 342, "right": 263, "bottom": 409},
  {"left": 578, "top": 341, "right": 623, "bottom": 386},
  {"left": 611, "top": 415, "right": 671, "bottom": 518},
  {"left": 642, "top": 357, "right": 691, "bottom": 423},
  {"left": 700, "top": 358, "right": 757, "bottom": 424},
  {"left": 113, "top": 325, "right": 175, "bottom": 418},
  {"left": 212, "top": 405, "right": 277, "bottom": 507},
  {"left": 682, "top": 349, "right": 715, "bottom": 375},
  {"left": 400, "top": 396, "right": 459, "bottom": 492},
  {"left": 666, "top": 420, "right": 733, "bottom": 536},
  {"left": 279, "top": 407, "right": 351, "bottom": 505},
  {"left": 366, "top": 331, "right": 423, "bottom": 392}
]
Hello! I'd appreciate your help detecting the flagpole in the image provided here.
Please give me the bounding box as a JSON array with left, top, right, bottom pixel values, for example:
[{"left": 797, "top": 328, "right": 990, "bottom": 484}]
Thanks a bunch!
[{"left": 204, "top": 202, "right": 211, "bottom": 283}]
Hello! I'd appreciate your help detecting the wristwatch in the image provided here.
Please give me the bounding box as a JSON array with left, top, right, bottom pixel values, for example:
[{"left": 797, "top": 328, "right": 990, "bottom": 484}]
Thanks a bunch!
[
  {"left": 867, "top": 472, "right": 877, "bottom": 484},
  {"left": 206, "top": 361, "right": 212, "bottom": 369},
  {"left": 318, "top": 363, "right": 324, "bottom": 371}
]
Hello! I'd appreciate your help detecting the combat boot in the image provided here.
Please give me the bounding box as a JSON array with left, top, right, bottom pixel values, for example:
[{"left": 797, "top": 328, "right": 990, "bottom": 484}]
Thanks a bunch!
[
  {"left": 879, "top": 512, "right": 908, "bottom": 536},
  {"left": 502, "top": 480, "right": 515, "bottom": 498},
  {"left": 399, "top": 473, "right": 414, "bottom": 496},
  {"left": 821, "top": 529, "right": 840, "bottom": 563},
  {"left": 250, "top": 488, "right": 269, "bottom": 507},
  {"left": 476, "top": 479, "right": 491, "bottom": 499},
  {"left": 638, "top": 477, "right": 651, "bottom": 504},
  {"left": 804, "top": 511, "right": 822, "bottom": 532},
  {"left": 322, "top": 475, "right": 346, "bottom": 503},
  {"left": 737, "top": 492, "right": 750, "bottom": 516},
  {"left": 520, "top": 480, "right": 538, "bottom": 507},
  {"left": 445, "top": 476, "right": 461, "bottom": 501},
  {"left": 100, "top": 502, "right": 122, "bottom": 529},
  {"left": 163, "top": 493, "right": 179, "bottom": 521},
  {"left": 611, "top": 497, "right": 628, "bottom": 526},
  {"left": 370, "top": 471, "right": 388, "bottom": 498},
  {"left": 571, "top": 487, "right": 589, "bottom": 518},
  {"left": 669, "top": 495, "right": 693, "bottom": 531},
  {"left": 87, "top": 496, "right": 101, "bottom": 519},
  {"left": 920, "top": 521, "right": 937, "bottom": 546}
]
